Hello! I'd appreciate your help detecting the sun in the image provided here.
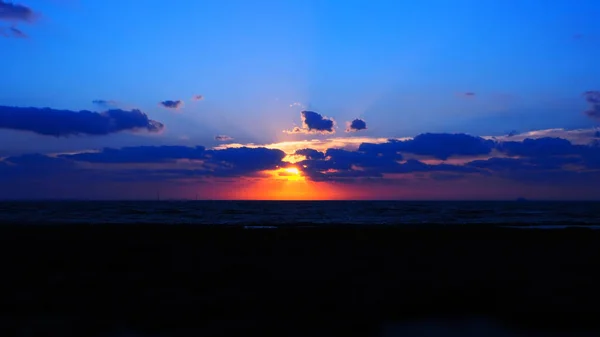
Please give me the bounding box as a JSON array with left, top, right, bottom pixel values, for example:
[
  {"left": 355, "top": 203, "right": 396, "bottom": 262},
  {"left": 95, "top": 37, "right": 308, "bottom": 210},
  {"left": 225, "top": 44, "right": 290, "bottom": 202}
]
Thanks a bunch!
[
  {"left": 283, "top": 167, "right": 300, "bottom": 175},
  {"left": 264, "top": 166, "right": 305, "bottom": 182},
  {"left": 280, "top": 166, "right": 303, "bottom": 181}
]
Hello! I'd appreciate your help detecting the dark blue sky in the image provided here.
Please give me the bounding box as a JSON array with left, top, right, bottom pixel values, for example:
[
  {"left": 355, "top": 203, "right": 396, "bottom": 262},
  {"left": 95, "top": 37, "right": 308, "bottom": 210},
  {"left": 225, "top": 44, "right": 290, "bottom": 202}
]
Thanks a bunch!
[{"left": 1, "top": 0, "right": 599, "bottom": 199}]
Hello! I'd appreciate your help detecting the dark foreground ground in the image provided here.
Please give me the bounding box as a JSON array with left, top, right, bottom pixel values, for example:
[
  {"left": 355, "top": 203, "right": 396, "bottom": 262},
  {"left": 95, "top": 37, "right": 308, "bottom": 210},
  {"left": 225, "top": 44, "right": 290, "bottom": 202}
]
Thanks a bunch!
[{"left": 1, "top": 224, "right": 600, "bottom": 337}]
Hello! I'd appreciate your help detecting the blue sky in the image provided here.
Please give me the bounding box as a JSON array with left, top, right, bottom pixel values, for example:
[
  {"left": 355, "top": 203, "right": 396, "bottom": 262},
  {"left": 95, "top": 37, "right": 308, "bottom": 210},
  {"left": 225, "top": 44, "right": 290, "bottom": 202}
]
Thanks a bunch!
[{"left": 1, "top": 0, "right": 600, "bottom": 199}]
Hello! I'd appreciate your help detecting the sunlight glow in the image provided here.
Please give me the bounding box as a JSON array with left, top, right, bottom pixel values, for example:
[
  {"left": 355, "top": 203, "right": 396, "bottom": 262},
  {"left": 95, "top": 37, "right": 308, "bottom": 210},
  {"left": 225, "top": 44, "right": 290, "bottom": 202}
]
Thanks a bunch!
[
  {"left": 268, "top": 166, "right": 304, "bottom": 182},
  {"left": 284, "top": 167, "right": 300, "bottom": 175}
]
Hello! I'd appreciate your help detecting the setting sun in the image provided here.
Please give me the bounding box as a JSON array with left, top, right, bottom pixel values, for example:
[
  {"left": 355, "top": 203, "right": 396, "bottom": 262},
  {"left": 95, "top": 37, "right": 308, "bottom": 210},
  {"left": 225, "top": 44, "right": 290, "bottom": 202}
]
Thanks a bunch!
[
  {"left": 273, "top": 166, "right": 304, "bottom": 182},
  {"left": 283, "top": 167, "right": 300, "bottom": 176}
]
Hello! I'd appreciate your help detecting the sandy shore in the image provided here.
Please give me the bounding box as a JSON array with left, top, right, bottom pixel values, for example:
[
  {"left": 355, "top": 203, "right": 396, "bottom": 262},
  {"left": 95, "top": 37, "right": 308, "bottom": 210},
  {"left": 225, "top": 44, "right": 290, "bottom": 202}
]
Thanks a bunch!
[{"left": 0, "top": 224, "right": 599, "bottom": 336}]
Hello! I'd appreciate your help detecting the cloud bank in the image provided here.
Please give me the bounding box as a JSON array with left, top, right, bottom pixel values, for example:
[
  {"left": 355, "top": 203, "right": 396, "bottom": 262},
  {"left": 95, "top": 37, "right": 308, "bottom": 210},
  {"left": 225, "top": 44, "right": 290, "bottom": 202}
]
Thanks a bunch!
[
  {"left": 1, "top": 128, "right": 599, "bottom": 199},
  {"left": 0, "top": 105, "right": 164, "bottom": 137}
]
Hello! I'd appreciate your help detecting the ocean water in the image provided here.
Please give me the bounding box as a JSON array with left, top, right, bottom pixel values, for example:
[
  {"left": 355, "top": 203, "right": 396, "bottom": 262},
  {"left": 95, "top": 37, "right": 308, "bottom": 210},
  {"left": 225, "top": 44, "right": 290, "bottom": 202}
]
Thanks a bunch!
[{"left": 0, "top": 200, "right": 598, "bottom": 226}]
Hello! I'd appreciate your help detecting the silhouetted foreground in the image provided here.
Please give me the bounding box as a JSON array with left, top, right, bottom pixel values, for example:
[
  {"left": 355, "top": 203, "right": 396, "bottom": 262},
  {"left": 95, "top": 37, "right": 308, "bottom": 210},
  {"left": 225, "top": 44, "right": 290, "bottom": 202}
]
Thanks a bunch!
[{"left": 1, "top": 224, "right": 600, "bottom": 336}]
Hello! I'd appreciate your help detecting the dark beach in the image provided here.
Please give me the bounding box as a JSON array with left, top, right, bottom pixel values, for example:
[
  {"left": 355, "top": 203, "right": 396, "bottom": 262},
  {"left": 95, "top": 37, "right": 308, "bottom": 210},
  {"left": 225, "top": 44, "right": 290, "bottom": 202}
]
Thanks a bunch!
[{"left": 1, "top": 223, "right": 600, "bottom": 336}]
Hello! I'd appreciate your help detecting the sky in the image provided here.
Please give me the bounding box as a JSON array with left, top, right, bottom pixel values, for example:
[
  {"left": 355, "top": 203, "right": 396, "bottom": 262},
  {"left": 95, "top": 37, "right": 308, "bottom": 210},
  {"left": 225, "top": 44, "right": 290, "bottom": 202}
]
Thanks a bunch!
[{"left": 1, "top": 0, "right": 600, "bottom": 200}]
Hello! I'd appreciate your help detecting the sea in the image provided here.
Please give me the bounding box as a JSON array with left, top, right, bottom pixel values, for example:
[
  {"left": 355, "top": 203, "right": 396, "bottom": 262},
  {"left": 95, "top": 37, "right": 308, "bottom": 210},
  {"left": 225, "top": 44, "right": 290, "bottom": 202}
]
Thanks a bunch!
[
  {"left": 0, "top": 200, "right": 598, "bottom": 227},
  {"left": 3, "top": 200, "right": 600, "bottom": 337}
]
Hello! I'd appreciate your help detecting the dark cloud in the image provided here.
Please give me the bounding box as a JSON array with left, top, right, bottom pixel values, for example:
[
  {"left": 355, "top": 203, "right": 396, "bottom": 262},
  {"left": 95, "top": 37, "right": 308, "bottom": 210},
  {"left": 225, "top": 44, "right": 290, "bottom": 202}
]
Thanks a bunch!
[
  {"left": 466, "top": 137, "right": 600, "bottom": 183},
  {"left": 496, "top": 137, "right": 578, "bottom": 157},
  {"left": 62, "top": 146, "right": 207, "bottom": 163},
  {"left": 492, "top": 137, "right": 600, "bottom": 171},
  {"left": 285, "top": 111, "right": 335, "bottom": 134},
  {"left": 192, "top": 95, "right": 204, "bottom": 101},
  {"left": 463, "top": 92, "right": 476, "bottom": 97},
  {"left": 467, "top": 157, "right": 525, "bottom": 171},
  {"left": 2, "top": 130, "right": 600, "bottom": 198},
  {"left": 58, "top": 146, "right": 286, "bottom": 178},
  {"left": 215, "top": 135, "right": 233, "bottom": 141},
  {"left": 159, "top": 100, "right": 184, "bottom": 110},
  {"left": 92, "top": 99, "right": 119, "bottom": 108},
  {"left": 293, "top": 133, "right": 600, "bottom": 183},
  {"left": 208, "top": 147, "right": 285, "bottom": 174},
  {"left": 358, "top": 133, "right": 494, "bottom": 160},
  {"left": 0, "top": 1, "right": 36, "bottom": 22},
  {"left": 297, "top": 146, "right": 477, "bottom": 182},
  {"left": 0, "top": 154, "right": 79, "bottom": 184},
  {"left": 399, "top": 133, "right": 494, "bottom": 160},
  {"left": 0, "top": 105, "right": 164, "bottom": 137},
  {"left": 396, "top": 159, "right": 478, "bottom": 174},
  {"left": 345, "top": 118, "right": 367, "bottom": 133},
  {"left": 358, "top": 141, "right": 403, "bottom": 158},
  {"left": 465, "top": 156, "right": 599, "bottom": 184},
  {"left": 295, "top": 148, "right": 325, "bottom": 160},
  {"left": 583, "top": 91, "right": 600, "bottom": 120},
  {"left": 325, "top": 148, "right": 401, "bottom": 171},
  {"left": 5, "top": 153, "right": 73, "bottom": 168}
]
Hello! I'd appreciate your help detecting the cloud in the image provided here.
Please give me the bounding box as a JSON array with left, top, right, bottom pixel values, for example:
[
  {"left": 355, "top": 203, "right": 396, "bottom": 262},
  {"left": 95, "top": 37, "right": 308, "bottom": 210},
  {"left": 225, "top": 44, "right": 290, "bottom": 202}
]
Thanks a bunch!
[
  {"left": 289, "top": 102, "right": 304, "bottom": 108},
  {"left": 62, "top": 146, "right": 206, "bottom": 163},
  {"left": 400, "top": 133, "right": 496, "bottom": 160},
  {"left": 463, "top": 92, "right": 476, "bottom": 97},
  {"left": 583, "top": 91, "right": 600, "bottom": 120},
  {"left": 0, "top": 105, "right": 164, "bottom": 137},
  {"left": 0, "top": 1, "right": 36, "bottom": 22},
  {"left": 207, "top": 147, "right": 286, "bottom": 175},
  {"left": 2, "top": 128, "right": 600, "bottom": 199},
  {"left": 192, "top": 95, "right": 204, "bottom": 101},
  {"left": 358, "top": 133, "right": 495, "bottom": 160},
  {"left": 345, "top": 118, "right": 367, "bottom": 133},
  {"left": 215, "top": 135, "right": 233, "bottom": 141},
  {"left": 490, "top": 127, "right": 600, "bottom": 145},
  {"left": 9, "top": 25, "right": 25, "bottom": 38},
  {"left": 297, "top": 146, "right": 479, "bottom": 182},
  {"left": 214, "top": 137, "right": 392, "bottom": 157},
  {"left": 496, "top": 137, "right": 578, "bottom": 157},
  {"left": 159, "top": 100, "right": 184, "bottom": 110},
  {"left": 295, "top": 148, "right": 325, "bottom": 160},
  {"left": 92, "top": 99, "right": 119, "bottom": 108},
  {"left": 284, "top": 111, "right": 335, "bottom": 134},
  {"left": 58, "top": 145, "right": 285, "bottom": 173},
  {"left": 0, "top": 1, "right": 36, "bottom": 38}
]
